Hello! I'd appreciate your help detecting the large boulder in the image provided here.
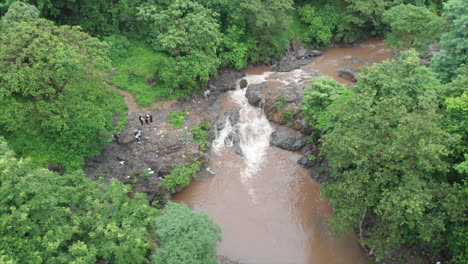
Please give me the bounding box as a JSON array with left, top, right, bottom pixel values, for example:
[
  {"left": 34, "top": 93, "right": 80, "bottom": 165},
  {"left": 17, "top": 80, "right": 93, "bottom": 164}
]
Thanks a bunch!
[
  {"left": 272, "top": 40, "right": 322, "bottom": 72},
  {"left": 208, "top": 69, "right": 246, "bottom": 95},
  {"left": 338, "top": 68, "right": 358, "bottom": 82},
  {"left": 245, "top": 70, "right": 324, "bottom": 132},
  {"left": 270, "top": 128, "right": 307, "bottom": 151}
]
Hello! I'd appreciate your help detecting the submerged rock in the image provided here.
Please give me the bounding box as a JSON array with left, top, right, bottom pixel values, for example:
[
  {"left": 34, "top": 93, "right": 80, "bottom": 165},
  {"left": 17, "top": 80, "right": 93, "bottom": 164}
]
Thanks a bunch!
[
  {"left": 338, "top": 68, "right": 358, "bottom": 82},
  {"left": 272, "top": 40, "right": 322, "bottom": 72}
]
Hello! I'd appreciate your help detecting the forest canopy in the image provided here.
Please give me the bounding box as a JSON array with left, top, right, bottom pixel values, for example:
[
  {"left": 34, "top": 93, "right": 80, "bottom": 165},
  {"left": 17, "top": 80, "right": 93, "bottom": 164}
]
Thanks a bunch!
[{"left": 0, "top": 0, "right": 466, "bottom": 263}]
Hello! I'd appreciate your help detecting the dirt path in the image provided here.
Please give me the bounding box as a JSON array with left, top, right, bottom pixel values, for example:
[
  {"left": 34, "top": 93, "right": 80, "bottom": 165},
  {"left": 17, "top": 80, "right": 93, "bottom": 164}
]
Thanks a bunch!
[{"left": 107, "top": 83, "right": 177, "bottom": 116}]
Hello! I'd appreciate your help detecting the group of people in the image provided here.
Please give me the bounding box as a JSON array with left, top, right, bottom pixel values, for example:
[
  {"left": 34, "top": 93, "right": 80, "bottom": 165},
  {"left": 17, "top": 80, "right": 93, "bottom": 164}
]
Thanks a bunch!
[
  {"left": 134, "top": 114, "right": 153, "bottom": 143},
  {"left": 134, "top": 88, "right": 210, "bottom": 144},
  {"left": 139, "top": 114, "right": 153, "bottom": 126}
]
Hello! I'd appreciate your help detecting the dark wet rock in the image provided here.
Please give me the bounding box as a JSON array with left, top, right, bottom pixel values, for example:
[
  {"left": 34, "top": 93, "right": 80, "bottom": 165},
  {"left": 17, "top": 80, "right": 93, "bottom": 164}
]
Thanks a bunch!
[
  {"left": 217, "top": 256, "right": 243, "bottom": 264},
  {"left": 239, "top": 79, "right": 248, "bottom": 89},
  {"left": 215, "top": 119, "right": 225, "bottom": 131},
  {"left": 234, "top": 146, "right": 243, "bottom": 156},
  {"left": 310, "top": 159, "right": 331, "bottom": 183},
  {"left": 272, "top": 56, "right": 320, "bottom": 72},
  {"left": 48, "top": 163, "right": 66, "bottom": 175},
  {"left": 208, "top": 69, "right": 246, "bottom": 95},
  {"left": 338, "top": 68, "right": 358, "bottom": 82},
  {"left": 420, "top": 59, "right": 431, "bottom": 66},
  {"left": 298, "top": 156, "right": 313, "bottom": 168},
  {"left": 229, "top": 131, "right": 241, "bottom": 145},
  {"left": 272, "top": 40, "right": 322, "bottom": 72},
  {"left": 228, "top": 107, "right": 241, "bottom": 126},
  {"left": 228, "top": 130, "right": 243, "bottom": 156},
  {"left": 270, "top": 128, "right": 307, "bottom": 151}
]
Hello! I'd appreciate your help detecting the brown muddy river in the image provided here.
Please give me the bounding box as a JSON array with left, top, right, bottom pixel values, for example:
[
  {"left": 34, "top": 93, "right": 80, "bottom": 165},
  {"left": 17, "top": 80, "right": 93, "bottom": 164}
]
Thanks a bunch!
[{"left": 174, "top": 39, "right": 394, "bottom": 264}]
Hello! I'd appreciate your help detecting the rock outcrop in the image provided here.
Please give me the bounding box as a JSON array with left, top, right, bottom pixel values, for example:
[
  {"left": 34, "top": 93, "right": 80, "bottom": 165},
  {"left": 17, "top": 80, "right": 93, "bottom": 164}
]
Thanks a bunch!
[
  {"left": 208, "top": 69, "right": 246, "bottom": 95},
  {"left": 245, "top": 69, "right": 324, "bottom": 132},
  {"left": 270, "top": 128, "right": 307, "bottom": 151},
  {"left": 272, "top": 40, "right": 322, "bottom": 72}
]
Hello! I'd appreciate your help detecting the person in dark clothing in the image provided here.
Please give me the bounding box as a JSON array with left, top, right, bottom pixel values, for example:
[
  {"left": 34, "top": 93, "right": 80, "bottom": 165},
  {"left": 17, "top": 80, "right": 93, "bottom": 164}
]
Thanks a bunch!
[
  {"left": 144, "top": 115, "right": 149, "bottom": 125},
  {"left": 150, "top": 115, "right": 153, "bottom": 123},
  {"left": 139, "top": 115, "right": 144, "bottom": 126}
]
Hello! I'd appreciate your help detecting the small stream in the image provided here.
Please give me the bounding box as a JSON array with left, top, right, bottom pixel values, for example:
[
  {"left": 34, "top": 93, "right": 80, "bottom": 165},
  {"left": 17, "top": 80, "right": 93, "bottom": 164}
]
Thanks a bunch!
[{"left": 174, "top": 40, "right": 394, "bottom": 264}]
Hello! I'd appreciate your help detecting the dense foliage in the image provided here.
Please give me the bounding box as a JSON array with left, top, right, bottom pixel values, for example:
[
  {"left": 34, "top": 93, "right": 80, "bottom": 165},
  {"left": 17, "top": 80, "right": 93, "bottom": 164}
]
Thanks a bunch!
[
  {"left": 161, "top": 160, "right": 201, "bottom": 193},
  {"left": 0, "top": 138, "right": 158, "bottom": 263},
  {"left": 383, "top": 4, "right": 445, "bottom": 51},
  {"left": 0, "top": 17, "right": 126, "bottom": 170},
  {"left": 1, "top": 0, "right": 466, "bottom": 263},
  {"left": 153, "top": 202, "right": 221, "bottom": 264},
  {"left": 302, "top": 51, "right": 467, "bottom": 262},
  {"left": 431, "top": 0, "right": 468, "bottom": 82}
]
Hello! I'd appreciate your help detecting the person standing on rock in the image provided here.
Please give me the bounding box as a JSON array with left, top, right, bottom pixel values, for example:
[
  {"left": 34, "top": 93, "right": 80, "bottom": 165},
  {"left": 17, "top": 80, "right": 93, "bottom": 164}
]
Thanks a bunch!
[
  {"left": 139, "top": 115, "right": 144, "bottom": 126},
  {"left": 134, "top": 129, "right": 142, "bottom": 143},
  {"left": 204, "top": 89, "right": 210, "bottom": 98}
]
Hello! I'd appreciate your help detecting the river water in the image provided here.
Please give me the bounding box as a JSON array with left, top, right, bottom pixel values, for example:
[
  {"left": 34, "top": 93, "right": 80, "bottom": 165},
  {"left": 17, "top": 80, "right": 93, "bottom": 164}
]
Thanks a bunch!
[{"left": 173, "top": 40, "right": 394, "bottom": 264}]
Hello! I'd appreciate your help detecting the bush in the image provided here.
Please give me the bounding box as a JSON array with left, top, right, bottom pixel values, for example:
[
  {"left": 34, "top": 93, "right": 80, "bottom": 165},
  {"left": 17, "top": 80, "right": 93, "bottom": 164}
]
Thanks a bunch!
[
  {"left": 166, "top": 111, "right": 186, "bottom": 129},
  {"left": 276, "top": 97, "right": 288, "bottom": 109},
  {"left": 153, "top": 202, "right": 221, "bottom": 264},
  {"left": 161, "top": 160, "right": 201, "bottom": 193},
  {"left": 192, "top": 121, "right": 210, "bottom": 142},
  {"left": 282, "top": 110, "right": 295, "bottom": 127}
]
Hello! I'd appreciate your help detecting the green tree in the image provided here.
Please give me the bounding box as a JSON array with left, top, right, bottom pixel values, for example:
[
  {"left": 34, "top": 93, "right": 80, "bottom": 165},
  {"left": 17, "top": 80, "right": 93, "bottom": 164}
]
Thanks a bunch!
[
  {"left": 0, "top": 18, "right": 126, "bottom": 169},
  {"left": 440, "top": 67, "right": 468, "bottom": 181},
  {"left": 316, "top": 51, "right": 466, "bottom": 260},
  {"left": 431, "top": 0, "right": 468, "bottom": 82},
  {"left": 24, "top": 0, "right": 146, "bottom": 36},
  {"left": 301, "top": 76, "right": 346, "bottom": 130},
  {"left": 383, "top": 4, "right": 446, "bottom": 52},
  {"left": 138, "top": 0, "right": 222, "bottom": 92},
  {"left": 297, "top": 4, "right": 333, "bottom": 48},
  {"left": 0, "top": 137, "right": 158, "bottom": 263},
  {"left": 336, "top": 0, "right": 389, "bottom": 42},
  {"left": 239, "top": 0, "right": 294, "bottom": 59},
  {"left": 0, "top": 1, "right": 39, "bottom": 31},
  {"left": 153, "top": 202, "right": 222, "bottom": 264}
]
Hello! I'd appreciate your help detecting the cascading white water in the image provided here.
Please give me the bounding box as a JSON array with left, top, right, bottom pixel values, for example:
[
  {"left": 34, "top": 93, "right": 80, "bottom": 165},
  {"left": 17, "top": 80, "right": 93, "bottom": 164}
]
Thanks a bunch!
[
  {"left": 175, "top": 40, "right": 392, "bottom": 264},
  {"left": 213, "top": 69, "right": 324, "bottom": 183},
  {"left": 213, "top": 73, "right": 274, "bottom": 183}
]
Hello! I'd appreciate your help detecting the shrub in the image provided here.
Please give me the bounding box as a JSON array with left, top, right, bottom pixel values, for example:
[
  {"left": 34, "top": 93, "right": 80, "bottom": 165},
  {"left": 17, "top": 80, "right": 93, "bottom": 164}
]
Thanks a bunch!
[
  {"left": 282, "top": 110, "right": 295, "bottom": 127},
  {"left": 276, "top": 97, "right": 288, "bottom": 109},
  {"left": 161, "top": 160, "right": 201, "bottom": 193},
  {"left": 153, "top": 202, "right": 221, "bottom": 264},
  {"left": 166, "top": 111, "right": 186, "bottom": 129}
]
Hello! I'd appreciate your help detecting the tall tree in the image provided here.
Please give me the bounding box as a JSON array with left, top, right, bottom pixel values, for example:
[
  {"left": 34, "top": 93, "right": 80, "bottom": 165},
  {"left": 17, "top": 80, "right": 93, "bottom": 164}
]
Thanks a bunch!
[
  {"left": 431, "top": 0, "right": 468, "bottom": 82},
  {"left": 138, "top": 0, "right": 222, "bottom": 92},
  {"left": 0, "top": 137, "right": 158, "bottom": 263},
  {"left": 239, "top": 0, "right": 294, "bottom": 59},
  {"left": 153, "top": 202, "right": 221, "bottom": 264},
  {"left": 316, "top": 51, "right": 466, "bottom": 260},
  {"left": 383, "top": 4, "right": 446, "bottom": 52},
  {"left": 0, "top": 18, "right": 126, "bottom": 169},
  {"left": 0, "top": 1, "right": 39, "bottom": 31}
]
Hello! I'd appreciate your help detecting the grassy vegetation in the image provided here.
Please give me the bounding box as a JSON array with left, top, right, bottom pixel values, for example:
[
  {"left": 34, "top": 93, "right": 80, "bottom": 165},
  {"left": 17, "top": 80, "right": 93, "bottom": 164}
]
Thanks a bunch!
[
  {"left": 282, "top": 110, "right": 295, "bottom": 127},
  {"left": 166, "top": 111, "right": 186, "bottom": 129},
  {"left": 191, "top": 121, "right": 210, "bottom": 151},
  {"left": 105, "top": 37, "right": 176, "bottom": 106}
]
